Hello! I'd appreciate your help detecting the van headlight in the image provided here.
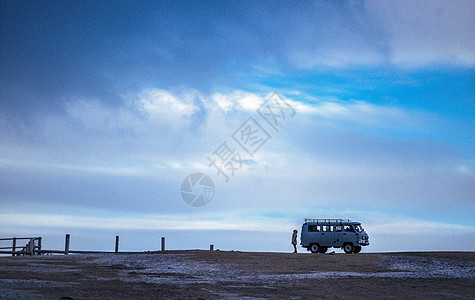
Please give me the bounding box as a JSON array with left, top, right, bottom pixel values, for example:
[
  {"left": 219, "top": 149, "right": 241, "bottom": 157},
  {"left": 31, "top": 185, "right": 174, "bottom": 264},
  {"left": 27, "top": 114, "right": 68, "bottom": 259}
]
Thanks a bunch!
[{"left": 358, "top": 238, "right": 369, "bottom": 245}]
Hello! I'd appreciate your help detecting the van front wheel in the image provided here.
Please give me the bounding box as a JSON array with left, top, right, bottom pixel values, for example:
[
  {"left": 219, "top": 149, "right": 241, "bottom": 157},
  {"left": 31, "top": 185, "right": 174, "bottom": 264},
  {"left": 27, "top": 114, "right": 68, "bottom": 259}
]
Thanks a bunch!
[
  {"left": 343, "top": 243, "right": 354, "bottom": 254},
  {"left": 309, "top": 244, "right": 320, "bottom": 253}
]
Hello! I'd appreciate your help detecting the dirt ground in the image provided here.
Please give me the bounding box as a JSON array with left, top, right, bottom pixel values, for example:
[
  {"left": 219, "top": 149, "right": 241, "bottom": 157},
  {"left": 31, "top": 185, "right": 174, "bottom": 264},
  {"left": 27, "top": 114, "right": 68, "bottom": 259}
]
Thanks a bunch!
[{"left": 0, "top": 251, "right": 474, "bottom": 299}]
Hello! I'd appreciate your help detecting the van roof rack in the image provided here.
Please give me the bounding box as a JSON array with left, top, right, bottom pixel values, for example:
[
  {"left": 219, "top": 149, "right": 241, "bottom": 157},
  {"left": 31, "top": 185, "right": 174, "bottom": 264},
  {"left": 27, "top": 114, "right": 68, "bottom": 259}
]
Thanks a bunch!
[{"left": 305, "top": 218, "right": 351, "bottom": 223}]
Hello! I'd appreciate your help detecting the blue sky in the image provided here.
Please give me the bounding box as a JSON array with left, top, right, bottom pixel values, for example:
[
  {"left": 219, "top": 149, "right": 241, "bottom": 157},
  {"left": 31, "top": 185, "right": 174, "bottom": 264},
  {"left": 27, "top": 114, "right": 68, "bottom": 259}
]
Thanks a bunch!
[{"left": 1, "top": 0, "right": 474, "bottom": 252}]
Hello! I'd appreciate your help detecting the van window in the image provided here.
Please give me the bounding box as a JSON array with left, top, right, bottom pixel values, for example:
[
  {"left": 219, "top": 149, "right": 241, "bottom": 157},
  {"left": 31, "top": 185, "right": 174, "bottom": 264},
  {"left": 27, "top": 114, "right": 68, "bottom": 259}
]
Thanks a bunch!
[
  {"left": 335, "top": 225, "right": 342, "bottom": 232},
  {"left": 355, "top": 225, "right": 364, "bottom": 232},
  {"left": 344, "top": 225, "right": 354, "bottom": 232},
  {"left": 322, "top": 225, "right": 333, "bottom": 232},
  {"left": 308, "top": 225, "right": 320, "bottom": 232}
]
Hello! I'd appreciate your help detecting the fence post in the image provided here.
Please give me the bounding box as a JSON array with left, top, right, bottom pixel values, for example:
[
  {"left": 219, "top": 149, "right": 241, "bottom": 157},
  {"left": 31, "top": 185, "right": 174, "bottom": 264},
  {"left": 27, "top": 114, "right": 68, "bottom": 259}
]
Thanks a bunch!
[
  {"left": 12, "top": 237, "right": 16, "bottom": 257},
  {"left": 161, "top": 237, "right": 165, "bottom": 251},
  {"left": 29, "top": 238, "right": 34, "bottom": 255},
  {"left": 115, "top": 236, "right": 119, "bottom": 254},
  {"left": 65, "top": 234, "right": 70, "bottom": 255},
  {"left": 210, "top": 244, "right": 214, "bottom": 251}
]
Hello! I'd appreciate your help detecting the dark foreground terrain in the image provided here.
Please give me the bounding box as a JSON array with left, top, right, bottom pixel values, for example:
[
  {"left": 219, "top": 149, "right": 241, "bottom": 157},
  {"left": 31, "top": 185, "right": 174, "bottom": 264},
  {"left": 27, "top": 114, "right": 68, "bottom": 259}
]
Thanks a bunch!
[{"left": 0, "top": 251, "right": 474, "bottom": 299}]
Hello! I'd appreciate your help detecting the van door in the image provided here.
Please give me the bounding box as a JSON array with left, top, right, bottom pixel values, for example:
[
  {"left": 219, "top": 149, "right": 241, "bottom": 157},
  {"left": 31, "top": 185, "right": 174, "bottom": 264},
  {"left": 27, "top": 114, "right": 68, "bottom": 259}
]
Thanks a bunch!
[
  {"left": 320, "top": 225, "right": 335, "bottom": 247},
  {"left": 340, "top": 224, "right": 356, "bottom": 246},
  {"left": 334, "top": 225, "right": 344, "bottom": 247},
  {"left": 306, "top": 224, "right": 321, "bottom": 246}
]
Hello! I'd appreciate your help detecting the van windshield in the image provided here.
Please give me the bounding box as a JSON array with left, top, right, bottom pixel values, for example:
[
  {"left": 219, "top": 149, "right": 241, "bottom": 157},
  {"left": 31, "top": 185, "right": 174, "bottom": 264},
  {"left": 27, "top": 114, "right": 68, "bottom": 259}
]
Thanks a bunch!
[{"left": 355, "top": 224, "right": 364, "bottom": 232}]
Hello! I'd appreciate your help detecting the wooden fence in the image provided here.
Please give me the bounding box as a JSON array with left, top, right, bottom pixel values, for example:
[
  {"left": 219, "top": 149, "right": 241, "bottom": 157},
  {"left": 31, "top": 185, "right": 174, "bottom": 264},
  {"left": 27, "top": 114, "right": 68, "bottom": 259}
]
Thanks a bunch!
[
  {"left": 0, "top": 237, "right": 42, "bottom": 256},
  {"left": 0, "top": 235, "right": 173, "bottom": 255}
]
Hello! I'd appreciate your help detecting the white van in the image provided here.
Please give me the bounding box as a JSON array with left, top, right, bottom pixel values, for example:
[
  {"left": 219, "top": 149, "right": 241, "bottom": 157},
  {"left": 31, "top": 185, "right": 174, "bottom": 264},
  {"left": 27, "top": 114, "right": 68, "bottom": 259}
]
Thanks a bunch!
[{"left": 300, "top": 219, "right": 370, "bottom": 254}]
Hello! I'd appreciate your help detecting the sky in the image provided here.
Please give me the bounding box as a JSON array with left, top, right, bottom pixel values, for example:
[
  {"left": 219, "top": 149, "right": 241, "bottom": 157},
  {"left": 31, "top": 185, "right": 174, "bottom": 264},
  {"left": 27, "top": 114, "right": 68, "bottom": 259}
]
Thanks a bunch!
[{"left": 1, "top": 0, "right": 474, "bottom": 253}]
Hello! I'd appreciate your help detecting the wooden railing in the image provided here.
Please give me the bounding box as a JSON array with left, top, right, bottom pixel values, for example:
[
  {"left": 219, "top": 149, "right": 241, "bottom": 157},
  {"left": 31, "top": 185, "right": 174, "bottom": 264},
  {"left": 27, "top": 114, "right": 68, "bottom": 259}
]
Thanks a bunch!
[
  {"left": 0, "top": 237, "right": 42, "bottom": 256},
  {"left": 1, "top": 234, "right": 173, "bottom": 256}
]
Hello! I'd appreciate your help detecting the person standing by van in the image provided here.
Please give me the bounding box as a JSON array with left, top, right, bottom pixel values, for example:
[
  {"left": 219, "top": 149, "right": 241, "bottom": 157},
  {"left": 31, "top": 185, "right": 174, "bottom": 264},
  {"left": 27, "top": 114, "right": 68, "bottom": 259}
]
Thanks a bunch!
[{"left": 292, "top": 230, "right": 298, "bottom": 253}]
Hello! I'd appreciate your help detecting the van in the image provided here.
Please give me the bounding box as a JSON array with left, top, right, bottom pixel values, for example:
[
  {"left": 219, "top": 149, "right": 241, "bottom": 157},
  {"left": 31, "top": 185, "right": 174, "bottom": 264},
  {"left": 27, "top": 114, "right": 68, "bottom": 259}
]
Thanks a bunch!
[{"left": 300, "top": 219, "right": 370, "bottom": 254}]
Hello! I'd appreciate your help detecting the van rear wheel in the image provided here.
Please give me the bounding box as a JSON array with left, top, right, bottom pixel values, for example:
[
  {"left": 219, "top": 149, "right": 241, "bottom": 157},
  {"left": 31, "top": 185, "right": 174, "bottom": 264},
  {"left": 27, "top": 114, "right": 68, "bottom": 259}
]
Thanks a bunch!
[
  {"left": 353, "top": 246, "right": 362, "bottom": 253},
  {"left": 343, "top": 243, "right": 354, "bottom": 254},
  {"left": 309, "top": 244, "right": 320, "bottom": 253}
]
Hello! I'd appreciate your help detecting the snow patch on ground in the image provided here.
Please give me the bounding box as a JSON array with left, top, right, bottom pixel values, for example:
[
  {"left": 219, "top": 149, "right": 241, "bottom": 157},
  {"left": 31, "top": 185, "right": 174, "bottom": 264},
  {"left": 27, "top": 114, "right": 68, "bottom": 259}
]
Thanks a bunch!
[
  {"left": 379, "top": 255, "right": 475, "bottom": 279},
  {"left": 82, "top": 253, "right": 475, "bottom": 286},
  {"left": 88, "top": 253, "right": 246, "bottom": 284}
]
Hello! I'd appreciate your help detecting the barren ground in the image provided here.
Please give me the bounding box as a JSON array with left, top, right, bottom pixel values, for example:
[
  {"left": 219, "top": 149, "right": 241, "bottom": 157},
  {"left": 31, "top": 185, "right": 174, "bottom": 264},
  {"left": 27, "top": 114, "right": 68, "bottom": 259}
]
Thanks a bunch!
[{"left": 0, "top": 251, "right": 474, "bottom": 299}]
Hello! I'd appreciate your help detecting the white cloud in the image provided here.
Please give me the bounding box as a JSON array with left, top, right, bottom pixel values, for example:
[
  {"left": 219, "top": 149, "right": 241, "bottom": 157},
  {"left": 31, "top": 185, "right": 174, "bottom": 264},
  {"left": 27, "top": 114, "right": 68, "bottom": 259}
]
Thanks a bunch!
[
  {"left": 208, "top": 91, "right": 409, "bottom": 129},
  {"left": 64, "top": 89, "right": 206, "bottom": 135},
  {"left": 290, "top": 48, "right": 385, "bottom": 69},
  {"left": 1, "top": 89, "right": 472, "bottom": 230},
  {"left": 135, "top": 89, "right": 197, "bottom": 126},
  {"left": 454, "top": 163, "right": 474, "bottom": 175},
  {"left": 367, "top": 0, "right": 475, "bottom": 68},
  {"left": 366, "top": 218, "right": 474, "bottom": 235},
  {"left": 61, "top": 90, "right": 417, "bottom": 136},
  {"left": 66, "top": 99, "right": 140, "bottom": 132},
  {"left": 5, "top": 210, "right": 472, "bottom": 236},
  {"left": 287, "top": 0, "right": 475, "bottom": 69},
  {"left": 0, "top": 213, "right": 289, "bottom": 232},
  {"left": 210, "top": 92, "right": 234, "bottom": 112},
  {"left": 287, "top": 97, "right": 412, "bottom": 130},
  {"left": 210, "top": 90, "right": 263, "bottom": 113},
  {"left": 0, "top": 157, "right": 153, "bottom": 177}
]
